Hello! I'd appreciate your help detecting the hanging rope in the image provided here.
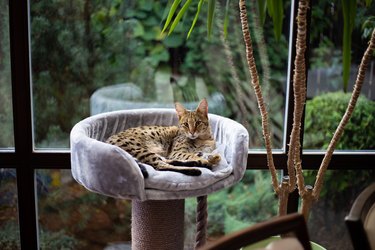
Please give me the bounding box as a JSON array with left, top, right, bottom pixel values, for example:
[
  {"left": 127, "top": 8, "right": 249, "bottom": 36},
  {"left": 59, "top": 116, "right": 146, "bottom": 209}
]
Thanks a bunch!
[
  {"left": 195, "top": 195, "right": 208, "bottom": 249},
  {"left": 312, "top": 28, "right": 375, "bottom": 201}
]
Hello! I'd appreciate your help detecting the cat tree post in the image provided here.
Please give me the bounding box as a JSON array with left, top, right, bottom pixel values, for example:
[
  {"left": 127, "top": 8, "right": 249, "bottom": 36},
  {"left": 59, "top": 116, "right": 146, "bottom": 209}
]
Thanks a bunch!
[{"left": 132, "top": 199, "right": 185, "bottom": 250}]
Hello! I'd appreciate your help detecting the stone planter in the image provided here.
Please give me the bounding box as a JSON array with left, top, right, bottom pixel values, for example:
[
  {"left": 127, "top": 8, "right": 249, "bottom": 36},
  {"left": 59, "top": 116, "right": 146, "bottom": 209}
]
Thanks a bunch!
[{"left": 90, "top": 83, "right": 226, "bottom": 115}]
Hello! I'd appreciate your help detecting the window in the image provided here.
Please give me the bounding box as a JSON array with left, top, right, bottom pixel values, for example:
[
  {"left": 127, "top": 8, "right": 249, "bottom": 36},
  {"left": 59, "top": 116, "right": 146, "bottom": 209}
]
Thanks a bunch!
[
  {"left": 36, "top": 169, "right": 132, "bottom": 249},
  {"left": 0, "top": 3, "right": 20, "bottom": 247},
  {"left": 304, "top": 1, "right": 375, "bottom": 151},
  {"left": 30, "top": 0, "right": 290, "bottom": 150},
  {"left": 0, "top": 0, "right": 14, "bottom": 148},
  {"left": 0, "top": 169, "right": 20, "bottom": 249},
  {"left": 1, "top": 0, "right": 374, "bottom": 249}
]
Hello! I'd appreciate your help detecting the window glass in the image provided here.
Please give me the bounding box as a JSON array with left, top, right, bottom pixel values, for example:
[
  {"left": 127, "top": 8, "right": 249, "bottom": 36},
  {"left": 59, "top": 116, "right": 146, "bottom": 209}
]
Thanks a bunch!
[
  {"left": 30, "top": 0, "right": 290, "bottom": 149},
  {"left": 304, "top": 1, "right": 375, "bottom": 151},
  {"left": 37, "top": 170, "right": 278, "bottom": 249},
  {"left": 36, "top": 169, "right": 131, "bottom": 249},
  {"left": 0, "top": 0, "right": 14, "bottom": 149},
  {"left": 185, "top": 170, "right": 278, "bottom": 248},
  {"left": 305, "top": 169, "right": 375, "bottom": 249},
  {"left": 0, "top": 169, "right": 20, "bottom": 249}
]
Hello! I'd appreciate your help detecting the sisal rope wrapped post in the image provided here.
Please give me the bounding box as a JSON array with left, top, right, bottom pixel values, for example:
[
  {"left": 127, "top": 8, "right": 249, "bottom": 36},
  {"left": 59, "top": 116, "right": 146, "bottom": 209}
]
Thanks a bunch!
[
  {"left": 132, "top": 200, "right": 185, "bottom": 250},
  {"left": 195, "top": 196, "right": 208, "bottom": 248}
]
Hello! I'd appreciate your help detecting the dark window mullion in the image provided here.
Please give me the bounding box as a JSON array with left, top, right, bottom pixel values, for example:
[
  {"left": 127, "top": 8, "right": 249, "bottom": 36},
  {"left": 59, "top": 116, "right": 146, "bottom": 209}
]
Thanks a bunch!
[
  {"left": 284, "top": 0, "right": 310, "bottom": 159},
  {"left": 283, "top": 0, "right": 298, "bottom": 155},
  {"left": 9, "top": 0, "right": 39, "bottom": 249}
]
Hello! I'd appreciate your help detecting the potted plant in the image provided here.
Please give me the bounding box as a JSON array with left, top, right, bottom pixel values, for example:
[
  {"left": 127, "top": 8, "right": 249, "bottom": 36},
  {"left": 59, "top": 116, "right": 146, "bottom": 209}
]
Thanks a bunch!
[{"left": 161, "top": 0, "right": 375, "bottom": 246}]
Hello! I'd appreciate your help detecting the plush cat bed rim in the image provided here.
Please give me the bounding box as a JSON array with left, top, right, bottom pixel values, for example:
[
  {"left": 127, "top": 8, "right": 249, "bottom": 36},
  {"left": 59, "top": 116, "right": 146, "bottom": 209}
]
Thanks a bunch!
[{"left": 70, "top": 109, "right": 249, "bottom": 201}]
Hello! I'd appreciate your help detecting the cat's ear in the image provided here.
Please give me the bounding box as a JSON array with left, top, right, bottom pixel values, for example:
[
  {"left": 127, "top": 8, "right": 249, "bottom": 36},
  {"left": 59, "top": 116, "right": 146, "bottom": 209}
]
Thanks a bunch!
[
  {"left": 175, "top": 102, "right": 186, "bottom": 118},
  {"left": 196, "top": 98, "right": 208, "bottom": 116}
]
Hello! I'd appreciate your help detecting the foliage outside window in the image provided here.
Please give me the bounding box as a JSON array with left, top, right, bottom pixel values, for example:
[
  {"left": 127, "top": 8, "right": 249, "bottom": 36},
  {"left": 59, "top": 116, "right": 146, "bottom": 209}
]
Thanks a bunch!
[
  {"left": 0, "top": 1, "right": 13, "bottom": 148},
  {"left": 30, "top": 0, "right": 289, "bottom": 149}
]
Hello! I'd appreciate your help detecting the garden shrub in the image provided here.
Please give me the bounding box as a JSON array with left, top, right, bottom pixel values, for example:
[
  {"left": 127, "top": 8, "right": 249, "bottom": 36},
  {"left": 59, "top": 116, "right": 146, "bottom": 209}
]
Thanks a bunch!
[
  {"left": 186, "top": 171, "right": 278, "bottom": 238},
  {"left": 304, "top": 91, "right": 375, "bottom": 150},
  {"left": 304, "top": 91, "right": 375, "bottom": 204},
  {"left": 0, "top": 222, "right": 78, "bottom": 250}
]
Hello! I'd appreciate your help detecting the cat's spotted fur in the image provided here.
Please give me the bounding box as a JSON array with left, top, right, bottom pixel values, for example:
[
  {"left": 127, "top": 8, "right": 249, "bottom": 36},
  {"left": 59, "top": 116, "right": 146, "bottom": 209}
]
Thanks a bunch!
[{"left": 106, "top": 99, "right": 221, "bottom": 176}]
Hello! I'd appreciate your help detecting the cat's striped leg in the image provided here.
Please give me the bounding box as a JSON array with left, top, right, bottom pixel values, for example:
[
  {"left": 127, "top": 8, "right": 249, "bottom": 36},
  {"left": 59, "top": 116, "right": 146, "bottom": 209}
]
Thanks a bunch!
[
  {"left": 154, "top": 161, "right": 202, "bottom": 176},
  {"left": 166, "top": 153, "right": 221, "bottom": 170}
]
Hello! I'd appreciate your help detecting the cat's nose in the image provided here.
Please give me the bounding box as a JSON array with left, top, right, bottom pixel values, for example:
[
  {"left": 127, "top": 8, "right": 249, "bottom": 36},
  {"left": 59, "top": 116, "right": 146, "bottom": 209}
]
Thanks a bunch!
[{"left": 189, "top": 131, "right": 197, "bottom": 139}]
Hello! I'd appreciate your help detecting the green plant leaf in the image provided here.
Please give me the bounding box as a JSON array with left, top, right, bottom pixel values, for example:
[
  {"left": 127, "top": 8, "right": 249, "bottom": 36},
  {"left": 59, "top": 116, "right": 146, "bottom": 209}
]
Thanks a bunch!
[
  {"left": 257, "top": 0, "right": 267, "bottom": 26},
  {"left": 187, "top": 0, "right": 204, "bottom": 39},
  {"left": 161, "top": 0, "right": 181, "bottom": 34},
  {"left": 365, "top": 0, "right": 372, "bottom": 7},
  {"left": 223, "top": 0, "right": 230, "bottom": 38},
  {"left": 207, "top": 0, "right": 216, "bottom": 38},
  {"left": 267, "top": 0, "right": 283, "bottom": 41},
  {"left": 341, "top": 0, "right": 356, "bottom": 92},
  {"left": 168, "top": 0, "right": 193, "bottom": 35},
  {"left": 267, "top": 0, "right": 274, "bottom": 17}
]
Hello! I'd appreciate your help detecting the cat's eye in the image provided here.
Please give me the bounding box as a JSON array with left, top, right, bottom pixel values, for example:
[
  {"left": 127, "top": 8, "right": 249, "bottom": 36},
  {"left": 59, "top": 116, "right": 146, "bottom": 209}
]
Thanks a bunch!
[{"left": 195, "top": 121, "right": 202, "bottom": 126}]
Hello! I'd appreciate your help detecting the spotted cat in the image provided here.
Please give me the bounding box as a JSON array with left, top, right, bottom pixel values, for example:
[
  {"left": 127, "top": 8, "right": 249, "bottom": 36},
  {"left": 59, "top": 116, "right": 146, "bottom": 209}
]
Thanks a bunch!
[{"left": 106, "top": 99, "right": 221, "bottom": 176}]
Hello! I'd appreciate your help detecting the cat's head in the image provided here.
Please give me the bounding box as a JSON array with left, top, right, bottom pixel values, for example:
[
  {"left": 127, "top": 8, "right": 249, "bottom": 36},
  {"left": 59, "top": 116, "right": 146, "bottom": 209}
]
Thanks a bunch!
[{"left": 175, "top": 99, "right": 211, "bottom": 140}]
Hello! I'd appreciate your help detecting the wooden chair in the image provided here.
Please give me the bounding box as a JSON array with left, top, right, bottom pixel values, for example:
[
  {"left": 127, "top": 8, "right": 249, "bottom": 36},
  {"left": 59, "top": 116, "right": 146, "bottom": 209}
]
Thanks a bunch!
[
  {"left": 199, "top": 213, "right": 312, "bottom": 250},
  {"left": 345, "top": 182, "right": 375, "bottom": 250}
]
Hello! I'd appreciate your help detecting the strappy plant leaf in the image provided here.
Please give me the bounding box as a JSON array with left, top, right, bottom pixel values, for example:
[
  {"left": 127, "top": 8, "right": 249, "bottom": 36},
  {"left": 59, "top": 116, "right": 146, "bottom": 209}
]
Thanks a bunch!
[
  {"left": 187, "top": 0, "right": 204, "bottom": 39},
  {"left": 161, "top": 0, "right": 181, "bottom": 34},
  {"left": 168, "top": 0, "right": 193, "bottom": 35},
  {"left": 223, "top": 0, "right": 230, "bottom": 38},
  {"left": 341, "top": 0, "right": 357, "bottom": 92},
  {"left": 160, "top": 0, "right": 173, "bottom": 24},
  {"left": 257, "top": 0, "right": 267, "bottom": 26},
  {"left": 267, "top": 0, "right": 283, "bottom": 41},
  {"left": 207, "top": 0, "right": 216, "bottom": 38}
]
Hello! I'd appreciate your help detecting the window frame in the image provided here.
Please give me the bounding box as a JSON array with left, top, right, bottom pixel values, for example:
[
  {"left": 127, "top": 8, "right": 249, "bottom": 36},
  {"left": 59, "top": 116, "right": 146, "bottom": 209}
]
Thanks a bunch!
[{"left": 1, "top": 0, "right": 374, "bottom": 249}]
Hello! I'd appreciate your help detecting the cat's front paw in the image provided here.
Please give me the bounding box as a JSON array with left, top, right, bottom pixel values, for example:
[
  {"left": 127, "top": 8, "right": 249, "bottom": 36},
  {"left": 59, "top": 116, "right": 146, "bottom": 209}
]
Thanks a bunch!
[{"left": 207, "top": 154, "right": 221, "bottom": 165}]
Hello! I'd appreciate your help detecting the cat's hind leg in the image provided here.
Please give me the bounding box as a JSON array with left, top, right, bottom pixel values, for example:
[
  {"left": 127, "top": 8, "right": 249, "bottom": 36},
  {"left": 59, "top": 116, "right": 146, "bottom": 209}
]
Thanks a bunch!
[
  {"left": 166, "top": 153, "right": 221, "bottom": 170},
  {"left": 154, "top": 161, "right": 202, "bottom": 176}
]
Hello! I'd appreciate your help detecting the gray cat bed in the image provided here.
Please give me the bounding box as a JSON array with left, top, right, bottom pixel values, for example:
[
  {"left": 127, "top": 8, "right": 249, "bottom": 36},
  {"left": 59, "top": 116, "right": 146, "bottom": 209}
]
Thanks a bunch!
[{"left": 70, "top": 109, "right": 248, "bottom": 249}]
